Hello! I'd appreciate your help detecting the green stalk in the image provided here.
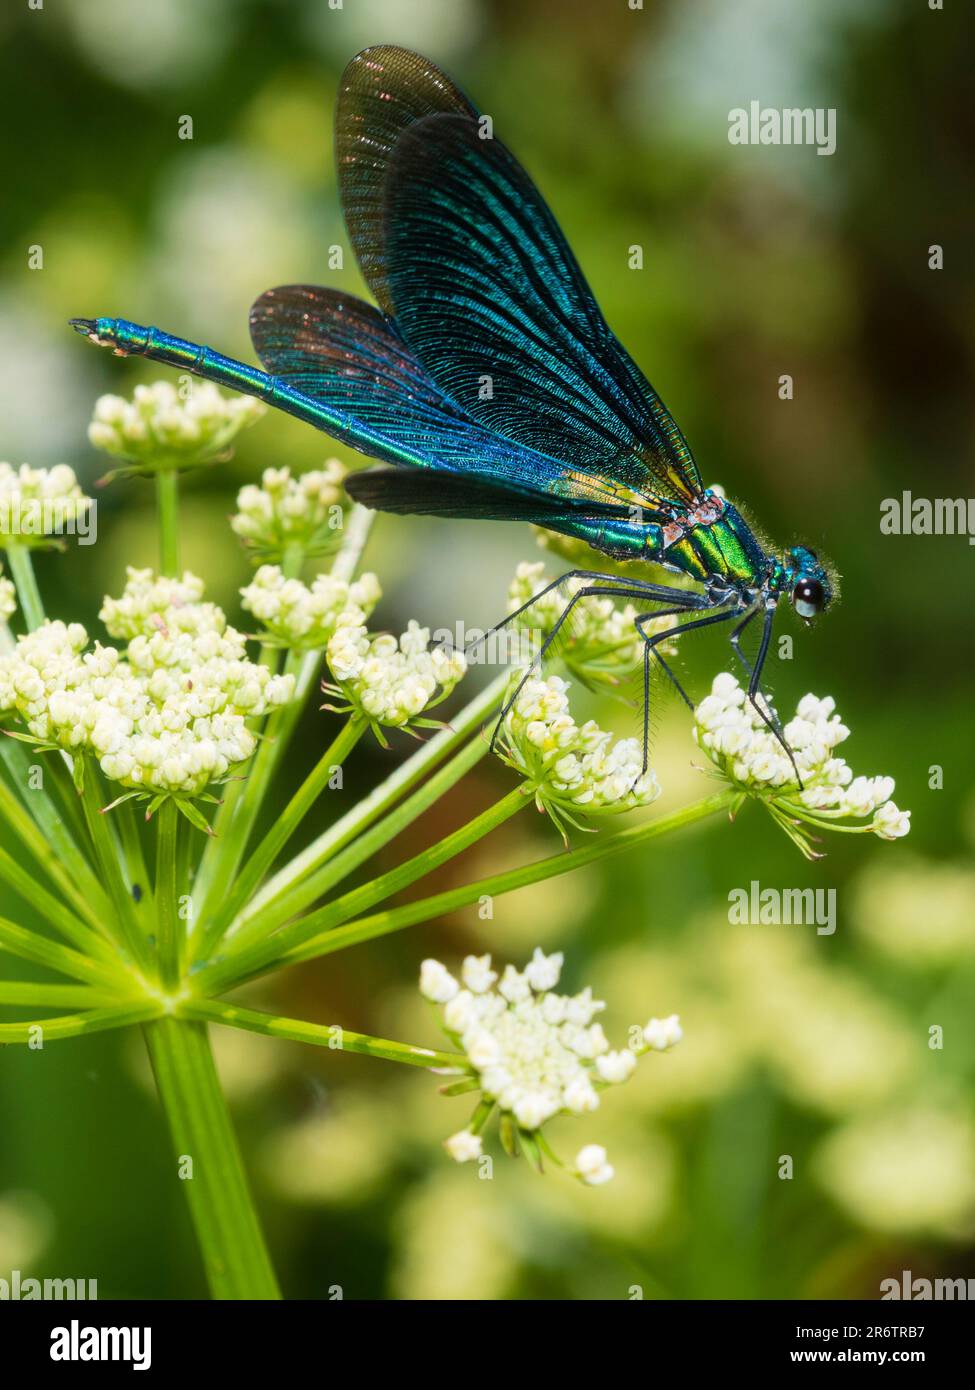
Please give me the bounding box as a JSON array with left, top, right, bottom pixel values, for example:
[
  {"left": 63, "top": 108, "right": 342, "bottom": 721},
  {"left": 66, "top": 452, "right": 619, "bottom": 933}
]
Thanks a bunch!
[
  {"left": 142, "top": 1016, "right": 280, "bottom": 1299},
  {"left": 229, "top": 731, "right": 489, "bottom": 952},
  {"left": 181, "top": 998, "right": 468, "bottom": 1070},
  {"left": 0, "top": 1002, "right": 161, "bottom": 1044},
  {"left": 0, "top": 981, "right": 119, "bottom": 1009},
  {"left": 156, "top": 799, "right": 181, "bottom": 990},
  {"left": 0, "top": 841, "right": 119, "bottom": 966},
  {"left": 244, "top": 672, "right": 507, "bottom": 922},
  {"left": 156, "top": 469, "right": 180, "bottom": 576},
  {"left": 200, "top": 784, "right": 530, "bottom": 993},
  {"left": 0, "top": 915, "right": 127, "bottom": 989},
  {"left": 0, "top": 743, "right": 113, "bottom": 928},
  {"left": 191, "top": 650, "right": 307, "bottom": 924},
  {"left": 192, "top": 717, "right": 365, "bottom": 962},
  {"left": 6, "top": 543, "right": 45, "bottom": 630},
  {"left": 270, "top": 788, "right": 738, "bottom": 975},
  {"left": 79, "top": 766, "right": 153, "bottom": 977}
]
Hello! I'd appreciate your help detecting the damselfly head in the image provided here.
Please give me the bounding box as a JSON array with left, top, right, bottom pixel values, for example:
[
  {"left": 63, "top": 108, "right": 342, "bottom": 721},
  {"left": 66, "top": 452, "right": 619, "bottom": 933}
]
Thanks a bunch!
[{"left": 784, "top": 545, "right": 834, "bottom": 623}]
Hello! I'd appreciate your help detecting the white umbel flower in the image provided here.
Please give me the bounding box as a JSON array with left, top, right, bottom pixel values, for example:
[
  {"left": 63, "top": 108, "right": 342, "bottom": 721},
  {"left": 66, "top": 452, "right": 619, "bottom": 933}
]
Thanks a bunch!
[
  {"left": 497, "top": 674, "right": 659, "bottom": 837},
  {"left": 0, "top": 569, "right": 294, "bottom": 815},
  {"left": 0, "top": 464, "right": 93, "bottom": 547},
  {"left": 444, "top": 1130, "right": 483, "bottom": 1164},
  {"left": 324, "top": 618, "right": 466, "bottom": 743},
  {"left": 231, "top": 463, "right": 347, "bottom": 556},
  {"left": 642, "top": 1015, "right": 683, "bottom": 1051},
  {"left": 694, "top": 673, "right": 910, "bottom": 857},
  {"left": 421, "top": 949, "right": 681, "bottom": 1183},
  {"left": 575, "top": 1144, "right": 615, "bottom": 1186},
  {"left": 88, "top": 380, "right": 265, "bottom": 474},
  {"left": 0, "top": 561, "right": 15, "bottom": 621},
  {"left": 240, "top": 564, "right": 381, "bottom": 649}
]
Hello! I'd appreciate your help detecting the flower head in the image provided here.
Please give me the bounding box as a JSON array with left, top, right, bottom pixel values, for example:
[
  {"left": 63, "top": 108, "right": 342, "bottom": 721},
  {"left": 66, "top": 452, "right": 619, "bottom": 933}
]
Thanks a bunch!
[
  {"left": 324, "top": 618, "right": 466, "bottom": 745},
  {"left": 0, "top": 568, "right": 293, "bottom": 825},
  {"left": 0, "top": 562, "right": 15, "bottom": 622},
  {"left": 496, "top": 673, "right": 659, "bottom": 839},
  {"left": 694, "top": 673, "right": 910, "bottom": 857},
  {"left": 420, "top": 949, "right": 680, "bottom": 1183},
  {"left": 240, "top": 564, "right": 381, "bottom": 650},
  {"left": 88, "top": 380, "right": 265, "bottom": 476},
  {"left": 231, "top": 463, "right": 348, "bottom": 559},
  {"left": 0, "top": 464, "right": 93, "bottom": 549}
]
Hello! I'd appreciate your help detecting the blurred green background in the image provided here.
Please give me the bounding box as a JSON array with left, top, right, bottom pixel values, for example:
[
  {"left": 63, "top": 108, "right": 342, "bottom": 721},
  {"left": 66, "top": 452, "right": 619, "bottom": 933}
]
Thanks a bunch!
[{"left": 1, "top": 0, "right": 974, "bottom": 1299}]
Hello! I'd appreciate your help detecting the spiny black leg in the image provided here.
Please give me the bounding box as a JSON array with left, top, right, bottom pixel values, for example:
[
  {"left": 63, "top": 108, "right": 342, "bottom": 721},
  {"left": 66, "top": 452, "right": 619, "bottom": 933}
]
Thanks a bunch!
[
  {"left": 747, "top": 604, "right": 804, "bottom": 788},
  {"left": 729, "top": 606, "right": 759, "bottom": 678},
  {"left": 489, "top": 583, "right": 704, "bottom": 755},
  {"left": 634, "top": 605, "right": 739, "bottom": 774},
  {"left": 460, "top": 570, "right": 706, "bottom": 663}
]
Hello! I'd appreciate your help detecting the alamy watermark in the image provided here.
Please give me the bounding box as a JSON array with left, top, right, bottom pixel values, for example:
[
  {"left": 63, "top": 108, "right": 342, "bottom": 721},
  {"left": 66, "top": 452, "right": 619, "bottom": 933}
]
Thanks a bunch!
[
  {"left": 728, "top": 880, "right": 836, "bottom": 936},
  {"left": 882, "top": 1270, "right": 975, "bottom": 1300},
  {"left": 1, "top": 1268, "right": 97, "bottom": 1299},
  {"left": 880, "top": 492, "right": 975, "bottom": 545},
  {"left": 728, "top": 101, "right": 836, "bottom": 157},
  {"left": 0, "top": 499, "right": 97, "bottom": 545}
]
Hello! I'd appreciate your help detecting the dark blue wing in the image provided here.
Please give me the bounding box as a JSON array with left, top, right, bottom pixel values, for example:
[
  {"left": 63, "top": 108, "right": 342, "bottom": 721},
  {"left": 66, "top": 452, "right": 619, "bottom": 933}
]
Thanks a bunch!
[
  {"left": 335, "top": 45, "right": 477, "bottom": 317},
  {"left": 249, "top": 284, "right": 646, "bottom": 508},
  {"left": 380, "top": 108, "right": 704, "bottom": 509}
]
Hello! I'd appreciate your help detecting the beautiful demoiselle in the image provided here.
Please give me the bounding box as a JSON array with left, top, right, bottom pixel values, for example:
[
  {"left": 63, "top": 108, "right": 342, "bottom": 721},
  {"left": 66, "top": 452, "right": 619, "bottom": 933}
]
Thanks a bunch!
[{"left": 71, "top": 44, "right": 836, "bottom": 777}]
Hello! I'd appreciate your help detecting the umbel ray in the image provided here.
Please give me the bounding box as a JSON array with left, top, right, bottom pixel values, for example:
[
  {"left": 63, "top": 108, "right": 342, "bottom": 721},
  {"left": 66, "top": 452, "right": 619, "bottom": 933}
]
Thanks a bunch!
[{"left": 71, "top": 44, "right": 836, "bottom": 779}]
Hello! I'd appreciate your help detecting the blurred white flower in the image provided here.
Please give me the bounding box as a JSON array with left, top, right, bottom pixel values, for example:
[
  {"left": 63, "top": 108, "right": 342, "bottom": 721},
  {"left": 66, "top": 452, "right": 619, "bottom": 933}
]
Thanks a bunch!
[
  {"left": 643, "top": 1015, "right": 684, "bottom": 1051},
  {"left": 853, "top": 859, "right": 975, "bottom": 968},
  {"left": 694, "top": 673, "right": 910, "bottom": 856},
  {"left": 815, "top": 1106, "right": 975, "bottom": 1240},
  {"left": 444, "top": 1130, "right": 483, "bottom": 1164},
  {"left": 575, "top": 1144, "right": 615, "bottom": 1186},
  {"left": 0, "top": 562, "right": 15, "bottom": 622},
  {"left": 422, "top": 949, "right": 680, "bottom": 1183},
  {"left": 88, "top": 381, "right": 264, "bottom": 475}
]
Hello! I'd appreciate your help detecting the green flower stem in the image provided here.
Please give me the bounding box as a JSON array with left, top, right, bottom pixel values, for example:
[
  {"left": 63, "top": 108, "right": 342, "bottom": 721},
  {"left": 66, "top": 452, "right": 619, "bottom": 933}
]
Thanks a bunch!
[
  {"left": 156, "top": 799, "right": 181, "bottom": 990},
  {"left": 0, "top": 756, "right": 116, "bottom": 940},
  {"left": 156, "top": 469, "right": 180, "bottom": 577},
  {"left": 142, "top": 1016, "right": 280, "bottom": 1300},
  {"left": 79, "top": 766, "right": 154, "bottom": 977},
  {"left": 5, "top": 543, "right": 45, "bottom": 630},
  {"left": 330, "top": 502, "right": 372, "bottom": 582},
  {"left": 0, "top": 915, "right": 128, "bottom": 990},
  {"left": 228, "top": 729, "right": 490, "bottom": 955},
  {"left": 116, "top": 797, "right": 154, "bottom": 921},
  {"left": 198, "top": 784, "right": 531, "bottom": 994},
  {"left": 0, "top": 1002, "right": 162, "bottom": 1045},
  {"left": 193, "top": 717, "right": 365, "bottom": 963},
  {"left": 0, "top": 981, "right": 120, "bottom": 1009},
  {"left": 243, "top": 672, "right": 508, "bottom": 926},
  {"left": 181, "top": 998, "right": 468, "bottom": 1070},
  {"left": 191, "top": 649, "right": 308, "bottom": 925},
  {"left": 0, "top": 841, "right": 120, "bottom": 967},
  {"left": 275, "top": 787, "right": 739, "bottom": 975}
]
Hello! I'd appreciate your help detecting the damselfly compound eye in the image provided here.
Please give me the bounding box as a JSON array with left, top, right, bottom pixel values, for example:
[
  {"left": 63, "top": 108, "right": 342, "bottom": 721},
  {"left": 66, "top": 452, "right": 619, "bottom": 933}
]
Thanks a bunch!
[{"left": 793, "top": 577, "right": 825, "bottom": 619}]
